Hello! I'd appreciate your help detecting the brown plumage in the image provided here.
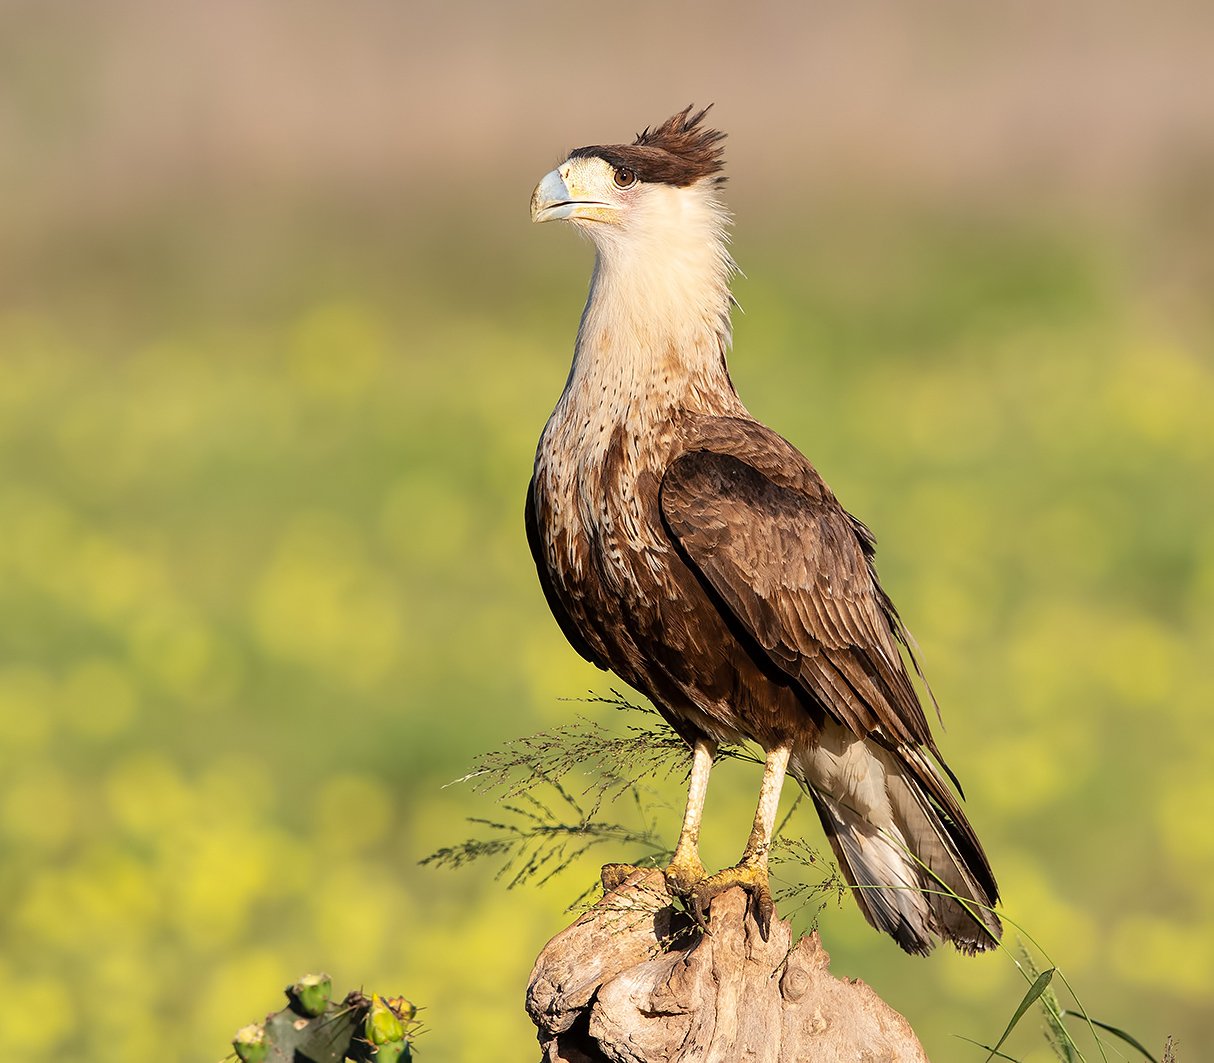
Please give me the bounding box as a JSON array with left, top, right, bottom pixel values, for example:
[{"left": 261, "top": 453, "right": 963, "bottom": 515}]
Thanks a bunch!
[{"left": 527, "top": 107, "right": 1001, "bottom": 955}]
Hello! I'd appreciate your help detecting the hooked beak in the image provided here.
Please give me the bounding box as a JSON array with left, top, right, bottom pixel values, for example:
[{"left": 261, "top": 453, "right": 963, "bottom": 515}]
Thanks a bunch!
[{"left": 530, "top": 169, "right": 616, "bottom": 224}]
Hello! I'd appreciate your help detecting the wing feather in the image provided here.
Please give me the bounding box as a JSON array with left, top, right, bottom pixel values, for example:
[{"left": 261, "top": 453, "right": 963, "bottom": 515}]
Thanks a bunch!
[{"left": 659, "top": 423, "right": 938, "bottom": 752}]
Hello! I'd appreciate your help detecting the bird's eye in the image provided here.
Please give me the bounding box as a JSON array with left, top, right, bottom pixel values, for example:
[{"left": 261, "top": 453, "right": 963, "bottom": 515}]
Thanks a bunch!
[{"left": 612, "top": 167, "right": 637, "bottom": 189}]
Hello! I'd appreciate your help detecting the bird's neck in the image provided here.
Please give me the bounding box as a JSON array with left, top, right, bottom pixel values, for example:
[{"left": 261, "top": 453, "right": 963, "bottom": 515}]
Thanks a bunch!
[{"left": 561, "top": 184, "right": 741, "bottom": 426}]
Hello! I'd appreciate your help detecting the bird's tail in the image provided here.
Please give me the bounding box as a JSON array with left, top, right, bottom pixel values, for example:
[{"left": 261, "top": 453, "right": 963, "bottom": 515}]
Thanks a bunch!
[{"left": 804, "top": 751, "right": 1001, "bottom": 956}]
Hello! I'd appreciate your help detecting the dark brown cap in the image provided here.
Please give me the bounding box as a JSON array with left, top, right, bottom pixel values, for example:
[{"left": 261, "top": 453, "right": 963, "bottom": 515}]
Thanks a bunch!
[{"left": 570, "top": 105, "right": 726, "bottom": 187}]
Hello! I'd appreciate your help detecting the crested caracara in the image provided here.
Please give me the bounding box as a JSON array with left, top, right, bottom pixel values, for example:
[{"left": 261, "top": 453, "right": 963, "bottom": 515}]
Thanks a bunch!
[{"left": 526, "top": 106, "right": 1000, "bottom": 955}]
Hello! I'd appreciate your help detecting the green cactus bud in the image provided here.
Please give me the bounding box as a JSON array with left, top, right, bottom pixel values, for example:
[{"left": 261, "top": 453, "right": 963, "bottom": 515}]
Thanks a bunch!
[
  {"left": 372, "top": 1040, "right": 411, "bottom": 1063},
  {"left": 365, "top": 994, "right": 405, "bottom": 1045},
  {"left": 287, "top": 972, "right": 332, "bottom": 1017},
  {"left": 232, "top": 1023, "right": 269, "bottom": 1063}
]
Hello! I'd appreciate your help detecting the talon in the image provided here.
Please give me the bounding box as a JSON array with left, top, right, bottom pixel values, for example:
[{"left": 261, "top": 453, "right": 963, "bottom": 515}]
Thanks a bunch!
[
  {"left": 690, "top": 886, "right": 713, "bottom": 932},
  {"left": 753, "top": 879, "right": 774, "bottom": 940},
  {"left": 689, "top": 861, "right": 776, "bottom": 941}
]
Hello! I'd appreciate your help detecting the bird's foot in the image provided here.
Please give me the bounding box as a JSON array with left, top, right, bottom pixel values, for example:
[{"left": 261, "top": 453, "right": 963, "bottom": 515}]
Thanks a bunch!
[
  {"left": 662, "top": 849, "right": 708, "bottom": 898},
  {"left": 691, "top": 861, "right": 775, "bottom": 940},
  {"left": 603, "top": 853, "right": 707, "bottom": 901},
  {"left": 601, "top": 863, "right": 652, "bottom": 892}
]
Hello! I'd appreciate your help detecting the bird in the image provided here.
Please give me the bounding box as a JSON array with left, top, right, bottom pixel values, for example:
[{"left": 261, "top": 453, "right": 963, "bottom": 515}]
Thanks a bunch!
[{"left": 525, "top": 105, "right": 1001, "bottom": 955}]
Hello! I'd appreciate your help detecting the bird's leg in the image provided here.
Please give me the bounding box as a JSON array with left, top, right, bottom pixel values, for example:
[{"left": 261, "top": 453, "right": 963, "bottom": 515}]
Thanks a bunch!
[
  {"left": 692, "top": 742, "right": 792, "bottom": 940},
  {"left": 740, "top": 741, "right": 793, "bottom": 865},
  {"left": 601, "top": 736, "right": 715, "bottom": 894},
  {"left": 663, "top": 736, "right": 716, "bottom": 895}
]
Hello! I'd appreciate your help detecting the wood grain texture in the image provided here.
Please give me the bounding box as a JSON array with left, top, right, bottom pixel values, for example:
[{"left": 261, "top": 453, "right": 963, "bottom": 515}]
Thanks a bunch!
[{"left": 527, "top": 869, "right": 929, "bottom": 1062}]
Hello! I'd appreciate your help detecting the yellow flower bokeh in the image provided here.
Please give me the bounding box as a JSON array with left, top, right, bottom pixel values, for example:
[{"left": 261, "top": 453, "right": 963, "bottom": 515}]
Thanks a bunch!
[{"left": 1, "top": 214, "right": 1209, "bottom": 1062}]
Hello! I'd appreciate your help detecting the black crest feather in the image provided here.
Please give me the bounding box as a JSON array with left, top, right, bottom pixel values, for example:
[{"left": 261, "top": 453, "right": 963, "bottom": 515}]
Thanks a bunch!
[{"left": 570, "top": 104, "right": 727, "bottom": 187}]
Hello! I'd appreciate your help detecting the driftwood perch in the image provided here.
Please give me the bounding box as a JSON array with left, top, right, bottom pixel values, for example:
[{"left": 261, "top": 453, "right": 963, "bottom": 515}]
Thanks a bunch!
[{"left": 527, "top": 868, "right": 928, "bottom": 1062}]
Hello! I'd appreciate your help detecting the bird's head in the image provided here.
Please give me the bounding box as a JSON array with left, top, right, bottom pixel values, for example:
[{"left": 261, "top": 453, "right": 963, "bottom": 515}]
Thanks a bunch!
[
  {"left": 530, "top": 105, "right": 727, "bottom": 240},
  {"left": 532, "top": 106, "right": 736, "bottom": 362}
]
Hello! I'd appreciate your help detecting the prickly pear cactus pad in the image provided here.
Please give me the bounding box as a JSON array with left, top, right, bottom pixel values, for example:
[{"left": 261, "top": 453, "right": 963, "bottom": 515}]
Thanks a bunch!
[{"left": 225, "top": 974, "right": 420, "bottom": 1063}]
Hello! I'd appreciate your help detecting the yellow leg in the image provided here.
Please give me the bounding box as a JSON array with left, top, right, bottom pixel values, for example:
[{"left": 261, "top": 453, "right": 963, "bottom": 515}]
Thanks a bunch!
[
  {"left": 602, "top": 736, "right": 715, "bottom": 893},
  {"left": 693, "top": 742, "right": 792, "bottom": 939},
  {"left": 742, "top": 742, "right": 792, "bottom": 863},
  {"left": 664, "top": 737, "right": 716, "bottom": 894}
]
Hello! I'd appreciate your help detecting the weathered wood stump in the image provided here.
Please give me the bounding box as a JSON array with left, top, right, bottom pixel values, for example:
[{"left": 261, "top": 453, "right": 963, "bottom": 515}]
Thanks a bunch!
[{"left": 527, "top": 868, "right": 928, "bottom": 1062}]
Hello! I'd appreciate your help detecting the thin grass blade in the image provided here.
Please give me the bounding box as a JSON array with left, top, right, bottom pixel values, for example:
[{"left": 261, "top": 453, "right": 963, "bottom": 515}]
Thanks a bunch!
[
  {"left": 954, "top": 1034, "right": 1021, "bottom": 1060},
  {"left": 986, "top": 967, "right": 1056, "bottom": 1061},
  {"left": 1061, "top": 1012, "right": 1158, "bottom": 1063}
]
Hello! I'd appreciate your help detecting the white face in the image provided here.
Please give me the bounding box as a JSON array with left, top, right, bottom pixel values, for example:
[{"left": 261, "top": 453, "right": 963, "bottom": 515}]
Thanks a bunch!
[{"left": 530, "top": 155, "right": 642, "bottom": 228}]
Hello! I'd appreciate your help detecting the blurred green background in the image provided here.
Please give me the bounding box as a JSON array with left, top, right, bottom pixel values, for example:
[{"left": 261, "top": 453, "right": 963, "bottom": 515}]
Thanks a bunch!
[{"left": 1, "top": 2, "right": 1211, "bottom": 1060}]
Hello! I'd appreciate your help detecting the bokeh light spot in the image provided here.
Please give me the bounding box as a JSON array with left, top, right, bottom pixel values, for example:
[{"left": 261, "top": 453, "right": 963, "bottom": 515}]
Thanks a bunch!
[{"left": 60, "top": 657, "right": 138, "bottom": 738}]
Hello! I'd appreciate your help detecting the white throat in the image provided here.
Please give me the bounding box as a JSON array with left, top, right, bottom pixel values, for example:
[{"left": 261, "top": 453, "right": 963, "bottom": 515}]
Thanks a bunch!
[
  {"left": 535, "top": 178, "right": 743, "bottom": 575},
  {"left": 563, "top": 180, "right": 739, "bottom": 418}
]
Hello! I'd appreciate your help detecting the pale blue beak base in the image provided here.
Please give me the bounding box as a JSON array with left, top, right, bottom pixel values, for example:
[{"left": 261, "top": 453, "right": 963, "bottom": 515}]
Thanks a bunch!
[{"left": 530, "top": 168, "right": 610, "bottom": 223}]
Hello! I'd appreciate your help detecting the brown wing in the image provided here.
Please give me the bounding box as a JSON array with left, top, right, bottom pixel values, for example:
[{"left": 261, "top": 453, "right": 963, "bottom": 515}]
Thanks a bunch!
[
  {"left": 659, "top": 424, "right": 939, "bottom": 753},
  {"left": 525, "top": 476, "right": 609, "bottom": 670}
]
